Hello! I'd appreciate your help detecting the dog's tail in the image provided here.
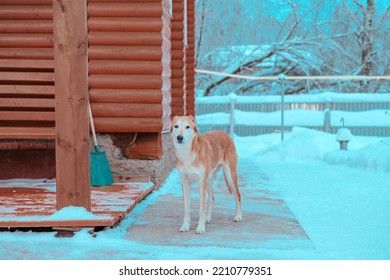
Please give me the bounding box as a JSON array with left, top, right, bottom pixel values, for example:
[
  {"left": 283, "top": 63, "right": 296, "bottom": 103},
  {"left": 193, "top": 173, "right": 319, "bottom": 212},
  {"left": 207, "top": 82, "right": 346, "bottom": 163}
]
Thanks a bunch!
[
  {"left": 222, "top": 159, "right": 239, "bottom": 198},
  {"left": 223, "top": 171, "right": 233, "bottom": 194}
]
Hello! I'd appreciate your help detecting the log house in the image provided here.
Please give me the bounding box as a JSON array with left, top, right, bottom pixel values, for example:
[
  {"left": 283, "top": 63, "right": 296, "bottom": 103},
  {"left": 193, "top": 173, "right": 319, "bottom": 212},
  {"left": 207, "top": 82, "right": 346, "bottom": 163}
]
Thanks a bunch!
[{"left": 0, "top": 0, "right": 195, "bottom": 208}]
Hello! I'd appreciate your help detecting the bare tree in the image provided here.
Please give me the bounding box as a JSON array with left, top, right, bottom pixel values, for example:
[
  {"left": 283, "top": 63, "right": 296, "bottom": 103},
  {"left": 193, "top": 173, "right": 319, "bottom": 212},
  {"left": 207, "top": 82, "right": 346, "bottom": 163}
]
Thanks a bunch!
[{"left": 195, "top": 0, "right": 390, "bottom": 96}]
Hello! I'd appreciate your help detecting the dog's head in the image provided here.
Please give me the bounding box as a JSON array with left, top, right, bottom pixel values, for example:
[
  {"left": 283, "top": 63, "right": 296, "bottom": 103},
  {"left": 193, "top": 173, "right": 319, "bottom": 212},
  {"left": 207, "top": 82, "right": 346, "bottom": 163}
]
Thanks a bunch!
[{"left": 171, "top": 115, "right": 199, "bottom": 145}]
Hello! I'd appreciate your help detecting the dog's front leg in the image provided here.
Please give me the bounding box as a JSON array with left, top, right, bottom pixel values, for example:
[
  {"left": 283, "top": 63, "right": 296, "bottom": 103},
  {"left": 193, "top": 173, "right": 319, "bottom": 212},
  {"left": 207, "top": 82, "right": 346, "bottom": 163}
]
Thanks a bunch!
[
  {"left": 196, "top": 180, "right": 207, "bottom": 234},
  {"left": 180, "top": 177, "right": 191, "bottom": 232}
]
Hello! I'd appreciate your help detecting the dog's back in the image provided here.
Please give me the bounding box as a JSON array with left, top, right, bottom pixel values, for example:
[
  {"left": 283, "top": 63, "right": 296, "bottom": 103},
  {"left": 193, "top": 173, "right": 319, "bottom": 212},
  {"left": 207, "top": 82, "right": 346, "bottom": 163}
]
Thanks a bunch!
[{"left": 192, "top": 131, "right": 237, "bottom": 169}]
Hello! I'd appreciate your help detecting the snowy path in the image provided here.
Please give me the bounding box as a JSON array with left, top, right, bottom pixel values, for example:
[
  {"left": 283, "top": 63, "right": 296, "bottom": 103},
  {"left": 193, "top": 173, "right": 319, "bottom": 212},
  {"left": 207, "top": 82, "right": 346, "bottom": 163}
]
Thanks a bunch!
[{"left": 125, "top": 157, "right": 315, "bottom": 258}]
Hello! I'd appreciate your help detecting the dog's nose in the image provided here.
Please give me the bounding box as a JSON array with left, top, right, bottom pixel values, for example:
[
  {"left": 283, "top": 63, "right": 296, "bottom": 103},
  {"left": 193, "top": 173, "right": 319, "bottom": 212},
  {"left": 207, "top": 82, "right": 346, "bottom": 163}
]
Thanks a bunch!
[{"left": 177, "top": 135, "right": 184, "bottom": 142}]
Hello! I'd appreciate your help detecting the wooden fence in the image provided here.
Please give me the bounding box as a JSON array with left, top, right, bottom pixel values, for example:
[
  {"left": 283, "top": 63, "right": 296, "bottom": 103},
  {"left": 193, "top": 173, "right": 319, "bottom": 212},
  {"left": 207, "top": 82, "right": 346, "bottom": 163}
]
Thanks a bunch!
[
  {"left": 195, "top": 70, "right": 390, "bottom": 138},
  {"left": 196, "top": 93, "right": 390, "bottom": 137}
]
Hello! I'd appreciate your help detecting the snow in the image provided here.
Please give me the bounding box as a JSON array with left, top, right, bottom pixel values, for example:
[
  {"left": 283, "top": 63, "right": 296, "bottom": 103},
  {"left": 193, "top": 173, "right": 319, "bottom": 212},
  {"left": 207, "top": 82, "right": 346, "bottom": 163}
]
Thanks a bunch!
[
  {"left": 49, "top": 206, "right": 110, "bottom": 221},
  {"left": 1, "top": 127, "right": 390, "bottom": 260},
  {"left": 197, "top": 109, "right": 390, "bottom": 127},
  {"left": 196, "top": 92, "right": 390, "bottom": 104},
  {"left": 0, "top": 206, "right": 111, "bottom": 222},
  {"left": 197, "top": 110, "right": 325, "bottom": 126},
  {"left": 336, "top": 127, "right": 353, "bottom": 141},
  {"left": 324, "top": 138, "right": 390, "bottom": 172}
]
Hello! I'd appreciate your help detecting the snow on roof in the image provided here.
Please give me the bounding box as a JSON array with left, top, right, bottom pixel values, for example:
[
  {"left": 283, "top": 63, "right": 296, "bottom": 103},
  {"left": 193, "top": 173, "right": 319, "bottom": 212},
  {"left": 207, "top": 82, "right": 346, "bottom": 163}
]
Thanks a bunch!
[{"left": 336, "top": 128, "right": 353, "bottom": 141}]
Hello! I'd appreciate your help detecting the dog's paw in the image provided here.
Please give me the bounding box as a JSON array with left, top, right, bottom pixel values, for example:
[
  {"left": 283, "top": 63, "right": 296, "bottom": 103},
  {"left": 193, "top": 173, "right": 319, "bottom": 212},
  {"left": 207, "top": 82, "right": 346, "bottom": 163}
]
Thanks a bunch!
[
  {"left": 195, "top": 224, "right": 206, "bottom": 234},
  {"left": 206, "top": 215, "right": 212, "bottom": 223},
  {"left": 234, "top": 214, "right": 242, "bottom": 222},
  {"left": 179, "top": 223, "right": 190, "bottom": 232}
]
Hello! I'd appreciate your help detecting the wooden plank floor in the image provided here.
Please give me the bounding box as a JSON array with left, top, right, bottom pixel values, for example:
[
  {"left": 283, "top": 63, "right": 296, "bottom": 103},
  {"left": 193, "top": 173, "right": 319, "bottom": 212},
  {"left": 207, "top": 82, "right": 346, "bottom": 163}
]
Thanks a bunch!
[{"left": 0, "top": 177, "right": 154, "bottom": 230}]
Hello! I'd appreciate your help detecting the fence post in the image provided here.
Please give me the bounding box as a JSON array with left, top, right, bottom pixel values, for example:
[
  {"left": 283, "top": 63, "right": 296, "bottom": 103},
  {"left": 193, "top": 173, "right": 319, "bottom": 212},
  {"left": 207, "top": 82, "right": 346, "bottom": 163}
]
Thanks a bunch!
[
  {"left": 229, "top": 93, "right": 237, "bottom": 137},
  {"left": 324, "top": 101, "right": 331, "bottom": 133}
]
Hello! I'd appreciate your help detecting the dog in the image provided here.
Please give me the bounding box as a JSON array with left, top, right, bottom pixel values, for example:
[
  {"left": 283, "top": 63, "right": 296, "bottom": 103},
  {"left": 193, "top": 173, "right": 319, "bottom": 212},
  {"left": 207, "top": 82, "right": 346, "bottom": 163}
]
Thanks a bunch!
[{"left": 171, "top": 115, "right": 242, "bottom": 234}]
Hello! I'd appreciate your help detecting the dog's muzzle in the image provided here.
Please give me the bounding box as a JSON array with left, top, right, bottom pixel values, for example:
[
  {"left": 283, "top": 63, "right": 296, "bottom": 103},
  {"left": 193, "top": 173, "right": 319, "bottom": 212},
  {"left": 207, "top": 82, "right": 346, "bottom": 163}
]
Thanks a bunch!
[{"left": 177, "top": 135, "right": 184, "bottom": 143}]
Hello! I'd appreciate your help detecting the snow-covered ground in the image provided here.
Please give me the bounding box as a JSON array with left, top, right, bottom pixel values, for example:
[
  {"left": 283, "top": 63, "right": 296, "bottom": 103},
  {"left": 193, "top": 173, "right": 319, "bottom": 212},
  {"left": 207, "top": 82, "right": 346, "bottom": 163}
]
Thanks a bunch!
[
  {"left": 236, "top": 128, "right": 390, "bottom": 259},
  {"left": 0, "top": 127, "right": 389, "bottom": 260}
]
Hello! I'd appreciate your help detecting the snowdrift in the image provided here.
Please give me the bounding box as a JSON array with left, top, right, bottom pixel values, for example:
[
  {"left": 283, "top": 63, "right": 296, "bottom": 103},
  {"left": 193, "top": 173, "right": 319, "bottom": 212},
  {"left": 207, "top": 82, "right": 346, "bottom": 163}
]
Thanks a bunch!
[{"left": 252, "top": 127, "right": 389, "bottom": 172}]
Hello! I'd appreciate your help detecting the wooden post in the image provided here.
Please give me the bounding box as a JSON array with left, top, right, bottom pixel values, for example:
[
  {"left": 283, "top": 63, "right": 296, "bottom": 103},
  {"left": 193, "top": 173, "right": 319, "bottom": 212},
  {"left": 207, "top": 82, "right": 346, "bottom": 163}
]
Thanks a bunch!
[
  {"left": 324, "top": 102, "right": 331, "bottom": 133},
  {"left": 53, "top": 0, "right": 91, "bottom": 210}
]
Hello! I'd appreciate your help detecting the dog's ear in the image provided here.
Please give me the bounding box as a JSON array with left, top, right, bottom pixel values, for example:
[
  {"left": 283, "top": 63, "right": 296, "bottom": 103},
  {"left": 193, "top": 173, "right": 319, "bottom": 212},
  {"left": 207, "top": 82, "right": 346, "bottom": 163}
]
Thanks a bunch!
[
  {"left": 189, "top": 115, "right": 199, "bottom": 133},
  {"left": 170, "top": 116, "right": 178, "bottom": 133}
]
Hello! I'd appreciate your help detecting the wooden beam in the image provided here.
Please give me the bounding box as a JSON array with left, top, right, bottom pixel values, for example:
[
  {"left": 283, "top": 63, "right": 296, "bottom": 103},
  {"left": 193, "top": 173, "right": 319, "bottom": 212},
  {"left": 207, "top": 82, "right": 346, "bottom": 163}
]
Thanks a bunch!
[
  {"left": 53, "top": 0, "right": 90, "bottom": 210},
  {"left": 124, "top": 133, "right": 162, "bottom": 160}
]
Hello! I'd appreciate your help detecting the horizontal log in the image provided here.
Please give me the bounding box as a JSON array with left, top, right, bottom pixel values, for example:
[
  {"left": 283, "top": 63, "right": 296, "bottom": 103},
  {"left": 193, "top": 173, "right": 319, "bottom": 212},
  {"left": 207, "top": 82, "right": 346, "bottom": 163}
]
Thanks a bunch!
[
  {"left": 0, "top": 127, "right": 55, "bottom": 139},
  {"left": 171, "top": 106, "right": 185, "bottom": 116},
  {"left": 171, "top": 91, "right": 185, "bottom": 98},
  {"left": 171, "top": 22, "right": 184, "bottom": 30},
  {"left": 171, "top": 31, "right": 183, "bottom": 41},
  {"left": 91, "top": 103, "right": 163, "bottom": 118},
  {"left": 171, "top": 41, "right": 185, "bottom": 50},
  {"left": 0, "top": 6, "right": 52, "bottom": 20},
  {"left": 0, "top": 139, "right": 55, "bottom": 150},
  {"left": 0, "top": 98, "right": 54, "bottom": 108},
  {"left": 89, "top": 60, "right": 161, "bottom": 75},
  {"left": 172, "top": 3, "right": 184, "bottom": 12},
  {"left": 89, "top": 0, "right": 163, "bottom": 2},
  {"left": 171, "top": 69, "right": 185, "bottom": 79},
  {"left": 88, "top": 17, "right": 162, "bottom": 32},
  {"left": 0, "top": 72, "right": 54, "bottom": 84},
  {"left": 0, "top": 34, "right": 53, "bottom": 48},
  {"left": 89, "top": 89, "right": 163, "bottom": 104},
  {"left": 0, "top": 20, "right": 52, "bottom": 33},
  {"left": 89, "top": 74, "right": 163, "bottom": 89},
  {"left": 88, "top": 32, "right": 161, "bottom": 47},
  {"left": 124, "top": 132, "right": 162, "bottom": 160},
  {"left": 171, "top": 60, "right": 184, "bottom": 69},
  {"left": 0, "top": 48, "right": 53, "bottom": 59},
  {"left": 186, "top": 46, "right": 195, "bottom": 53},
  {"left": 171, "top": 78, "right": 184, "bottom": 88},
  {"left": 88, "top": 46, "right": 162, "bottom": 61},
  {"left": 94, "top": 117, "right": 163, "bottom": 133},
  {"left": 186, "top": 77, "right": 195, "bottom": 83},
  {"left": 88, "top": 3, "right": 162, "bottom": 18},
  {"left": 171, "top": 50, "right": 185, "bottom": 60},
  {"left": 171, "top": 96, "right": 185, "bottom": 106},
  {"left": 0, "top": 59, "right": 53, "bottom": 71},
  {"left": 0, "top": 111, "right": 54, "bottom": 121},
  {"left": 0, "top": 85, "right": 54, "bottom": 95}
]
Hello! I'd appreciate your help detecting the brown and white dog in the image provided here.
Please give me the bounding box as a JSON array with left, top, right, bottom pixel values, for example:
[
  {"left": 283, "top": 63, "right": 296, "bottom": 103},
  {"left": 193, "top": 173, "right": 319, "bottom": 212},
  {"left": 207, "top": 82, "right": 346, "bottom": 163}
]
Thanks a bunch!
[{"left": 171, "top": 115, "right": 242, "bottom": 234}]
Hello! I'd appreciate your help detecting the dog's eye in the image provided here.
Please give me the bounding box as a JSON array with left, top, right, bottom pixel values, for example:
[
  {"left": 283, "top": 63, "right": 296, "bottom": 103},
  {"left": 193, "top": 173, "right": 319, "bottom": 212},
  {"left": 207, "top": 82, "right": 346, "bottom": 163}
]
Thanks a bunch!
[
  {"left": 174, "top": 125, "right": 179, "bottom": 129},
  {"left": 185, "top": 125, "right": 190, "bottom": 129}
]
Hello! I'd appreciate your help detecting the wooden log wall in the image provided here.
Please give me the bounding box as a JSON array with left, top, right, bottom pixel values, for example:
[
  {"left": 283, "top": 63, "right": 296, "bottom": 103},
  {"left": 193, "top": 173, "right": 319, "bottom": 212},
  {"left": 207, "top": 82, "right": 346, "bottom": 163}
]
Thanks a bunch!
[
  {"left": 88, "top": 0, "right": 172, "bottom": 133},
  {"left": 186, "top": 0, "right": 195, "bottom": 116},
  {"left": 0, "top": 0, "right": 196, "bottom": 165},
  {"left": 170, "top": 0, "right": 195, "bottom": 117},
  {"left": 171, "top": 0, "right": 186, "bottom": 116},
  {"left": 0, "top": 0, "right": 55, "bottom": 139}
]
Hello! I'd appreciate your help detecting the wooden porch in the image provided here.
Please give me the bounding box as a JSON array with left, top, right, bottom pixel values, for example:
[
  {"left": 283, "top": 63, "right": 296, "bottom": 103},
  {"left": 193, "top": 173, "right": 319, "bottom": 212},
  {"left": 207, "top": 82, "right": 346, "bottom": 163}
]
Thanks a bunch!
[
  {"left": 0, "top": 0, "right": 196, "bottom": 234},
  {"left": 0, "top": 177, "right": 153, "bottom": 233}
]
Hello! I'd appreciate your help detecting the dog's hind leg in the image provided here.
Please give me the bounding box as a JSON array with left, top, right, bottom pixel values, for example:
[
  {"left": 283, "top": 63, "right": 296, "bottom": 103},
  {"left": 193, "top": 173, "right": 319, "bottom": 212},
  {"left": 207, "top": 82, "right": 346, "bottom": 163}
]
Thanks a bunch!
[
  {"left": 206, "top": 185, "right": 214, "bottom": 223},
  {"left": 223, "top": 161, "right": 242, "bottom": 222},
  {"left": 180, "top": 176, "right": 191, "bottom": 232}
]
